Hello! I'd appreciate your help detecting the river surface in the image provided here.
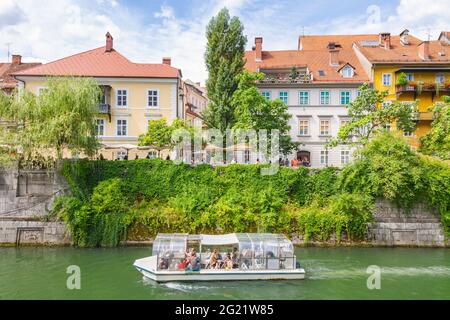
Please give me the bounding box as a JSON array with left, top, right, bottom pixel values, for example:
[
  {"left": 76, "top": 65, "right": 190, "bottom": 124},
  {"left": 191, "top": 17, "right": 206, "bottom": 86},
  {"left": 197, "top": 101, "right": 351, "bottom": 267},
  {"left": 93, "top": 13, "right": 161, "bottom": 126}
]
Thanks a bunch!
[{"left": 1, "top": 246, "right": 449, "bottom": 300}]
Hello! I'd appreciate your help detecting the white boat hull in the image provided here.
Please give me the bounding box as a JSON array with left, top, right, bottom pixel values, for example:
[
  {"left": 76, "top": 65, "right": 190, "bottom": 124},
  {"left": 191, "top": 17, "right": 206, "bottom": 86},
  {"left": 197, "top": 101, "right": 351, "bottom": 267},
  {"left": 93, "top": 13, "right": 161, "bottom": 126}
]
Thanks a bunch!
[{"left": 133, "top": 256, "right": 305, "bottom": 282}]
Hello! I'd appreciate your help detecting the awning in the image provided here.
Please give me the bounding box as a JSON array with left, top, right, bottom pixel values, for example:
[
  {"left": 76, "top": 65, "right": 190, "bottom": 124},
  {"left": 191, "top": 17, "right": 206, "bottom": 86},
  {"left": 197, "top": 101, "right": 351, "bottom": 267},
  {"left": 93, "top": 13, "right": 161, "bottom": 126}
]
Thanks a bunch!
[{"left": 200, "top": 234, "right": 239, "bottom": 246}]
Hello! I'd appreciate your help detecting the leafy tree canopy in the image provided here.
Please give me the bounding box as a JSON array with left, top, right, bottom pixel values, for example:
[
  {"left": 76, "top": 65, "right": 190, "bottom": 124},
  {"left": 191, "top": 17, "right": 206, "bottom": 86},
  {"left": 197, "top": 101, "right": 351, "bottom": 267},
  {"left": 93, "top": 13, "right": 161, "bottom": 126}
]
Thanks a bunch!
[{"left": 202, "top": 7, "right": 247, "bottom": 132}]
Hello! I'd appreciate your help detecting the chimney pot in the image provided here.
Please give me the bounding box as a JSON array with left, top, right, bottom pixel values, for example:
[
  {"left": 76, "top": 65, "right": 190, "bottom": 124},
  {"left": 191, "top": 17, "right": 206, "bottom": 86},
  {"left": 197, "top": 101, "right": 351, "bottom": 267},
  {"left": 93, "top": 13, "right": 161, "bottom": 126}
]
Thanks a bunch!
[
  {"left": 12, "top": 55, "right": 22, "bottom": 65},
  {"left": 105, "top": 32, "right": 113, "bottom": 52},
  {"left": 379, "top": 32, "right": 391, "bottom": 50},
  {"left": 255, "top": 37, "right": 263, "bottom": 62},
  {"left": 418, "top": 41, "right": 430, "bottom": 60},
  {"left": 329, "top": 49, "right": 339, "bottom": 66},
  {"left": 162, "top": 57, "right": 171, "bottom": 66}
]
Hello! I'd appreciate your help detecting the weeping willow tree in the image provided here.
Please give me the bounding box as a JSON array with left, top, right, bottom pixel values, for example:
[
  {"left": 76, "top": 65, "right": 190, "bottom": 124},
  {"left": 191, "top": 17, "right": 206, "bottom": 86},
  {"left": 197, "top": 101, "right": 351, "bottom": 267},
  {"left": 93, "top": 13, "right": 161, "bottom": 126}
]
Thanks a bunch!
[{"left": 0, "top": 77, "right": 101, "bottom": 167}]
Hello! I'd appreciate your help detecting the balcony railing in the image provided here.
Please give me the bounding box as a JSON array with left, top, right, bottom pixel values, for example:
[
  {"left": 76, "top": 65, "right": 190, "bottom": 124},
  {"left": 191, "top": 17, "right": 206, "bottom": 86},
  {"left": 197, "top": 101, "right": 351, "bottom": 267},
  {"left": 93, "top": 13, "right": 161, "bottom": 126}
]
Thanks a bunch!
[
  {"left": 258, "top": 74, "right": 313, "bottom": 85},
  {"left": 413, "top": 112, "right": 434, "bottom": 121},
  {"left": 98, "top": 103, "right": 111, "bottom": 122},
  {"left": 396, "top": 83, "right": 450, "bottom": 99}
]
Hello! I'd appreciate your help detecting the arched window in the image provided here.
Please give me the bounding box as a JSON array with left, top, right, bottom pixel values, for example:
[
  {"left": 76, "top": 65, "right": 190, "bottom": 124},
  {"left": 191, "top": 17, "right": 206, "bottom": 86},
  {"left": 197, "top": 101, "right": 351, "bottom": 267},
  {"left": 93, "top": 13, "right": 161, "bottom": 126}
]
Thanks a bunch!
[{"left": 342, "top": 65, "right": 354, "bottom": 78}]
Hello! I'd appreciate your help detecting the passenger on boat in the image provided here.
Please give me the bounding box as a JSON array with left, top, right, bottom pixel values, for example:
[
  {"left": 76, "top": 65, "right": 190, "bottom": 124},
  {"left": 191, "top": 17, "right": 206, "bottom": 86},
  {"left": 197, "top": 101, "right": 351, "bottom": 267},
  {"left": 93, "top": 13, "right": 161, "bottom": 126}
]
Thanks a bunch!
[
  {"left": 231, "top": 247, "right": 239, "bottom": 269},
  {"left": 224, "top": 253, "right": 233, "bottom": 270},
  {"left": 186, "top": 249, "right": 200, "bottom": 271},
  {"left": 209, "top": 249, "right": 219, "bottom": 269}
]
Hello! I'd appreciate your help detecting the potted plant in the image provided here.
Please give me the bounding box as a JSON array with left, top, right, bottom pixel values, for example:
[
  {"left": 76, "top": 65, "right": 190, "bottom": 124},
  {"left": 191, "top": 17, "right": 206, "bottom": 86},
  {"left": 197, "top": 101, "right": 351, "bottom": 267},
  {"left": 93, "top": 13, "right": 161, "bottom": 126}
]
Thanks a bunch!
[
  {"left": 416, "top": 80, "right": 424, "bottom": 95},
  {"left": 396, "top": 72, "right": 408, "bottom": 86},
  {"left": 290, "top": 66, "right": 299, "bottom": 82}
]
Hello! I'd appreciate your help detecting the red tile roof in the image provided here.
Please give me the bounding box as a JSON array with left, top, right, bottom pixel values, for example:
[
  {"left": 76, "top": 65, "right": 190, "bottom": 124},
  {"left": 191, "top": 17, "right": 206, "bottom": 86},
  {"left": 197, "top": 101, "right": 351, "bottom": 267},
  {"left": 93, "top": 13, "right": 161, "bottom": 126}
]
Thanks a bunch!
[
  {"left": 13, "top": 46, "right": 181, "bottom": 78},
  {"left": 245, "top": 35, "right": 371, "bottom": 83},
  {"left": 354, "top": 36, "right": 450, "bottom": 63},
  {"left": 0, "top": 61, "right": 42, "bottom": 89}
]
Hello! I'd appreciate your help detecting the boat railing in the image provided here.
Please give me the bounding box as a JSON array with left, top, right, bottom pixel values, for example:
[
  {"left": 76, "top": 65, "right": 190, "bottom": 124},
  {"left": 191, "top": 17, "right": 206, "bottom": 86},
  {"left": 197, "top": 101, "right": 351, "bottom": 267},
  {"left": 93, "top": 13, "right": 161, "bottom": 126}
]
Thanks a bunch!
[{"left": 155, "top": 253, "right": 297, "bottom": 271}]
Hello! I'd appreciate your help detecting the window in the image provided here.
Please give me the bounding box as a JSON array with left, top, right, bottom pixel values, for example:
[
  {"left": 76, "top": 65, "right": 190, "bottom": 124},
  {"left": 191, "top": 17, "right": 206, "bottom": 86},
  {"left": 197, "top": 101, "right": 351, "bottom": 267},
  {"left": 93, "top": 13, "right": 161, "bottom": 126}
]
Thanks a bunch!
[
  {"left": 403, "top": 130, "right": 413, "bottom": 137},
  {"left": 382, "top": 101, "right": 392, "bottom": 108},
  {"left": 383, "top": 123, "right": 392, "bottom": 131},
  {"left": 342, "top": 65, "right": 354, "bottom": 78},
  {"left": 318, "top": 70, "right": 325, "bottom": 76},
  {"left": 436, "top": 74, "right": 445, "bottom": 84},
  {"left": 340, "top": 91, "right": 350, "bottom": 105},
  {"left": 261, "top": 91, "right": 271, "bottom": 99},
  {"left": 37, "top": 87, "right": 48, "bottom": 96},
  {"left": 356, "top": 90, "right": 361, "bottom": 97},
  {"left": 147, "top": 89, "right": 159, "bottom": 108},
  {"left": 116, "top": 89, "right": 128, "bottom": 107},
  {"left": 340, "top": 119, "right": 349, "bottom": 128},
  {"left": 406, "top": 73, "right": 414, "bottom": 81},
  {"left": 320, "top": 119, "right": 331, "bottom": 136},
  {"left": 382, "top": 73, "right": 392, "bottom": 86},
  {"left": 116, "top": 119, "right": 127, "bottom": 136},
  {"left": 117, "top": 151, "right": 127, "bottom": 160},
  {"left": 320, "top": 91, "right": 330, "bottom": 105},
  {"left": 244, "top": 149, "right": 250, "bottom": 163},
  {"left": 299, "top": 119, "right": 309, "bottom": 136},
  {"left": 320, "top": 150, "right": 329, "bottom": 165},
  {"left": 147, "top": 150, "right": 158, "bottom": 159},
  {"left": 279, "top": 91, "right": 288, "bottom": 104},
  {"left": 95, "top": 119, "right": 105, "bottom": 136},
  {"left": 341, "top": 150, "right": 350, "bottom": 164},
  {"left": 299, "top": 91, "right": 309, "bottom": 105}
]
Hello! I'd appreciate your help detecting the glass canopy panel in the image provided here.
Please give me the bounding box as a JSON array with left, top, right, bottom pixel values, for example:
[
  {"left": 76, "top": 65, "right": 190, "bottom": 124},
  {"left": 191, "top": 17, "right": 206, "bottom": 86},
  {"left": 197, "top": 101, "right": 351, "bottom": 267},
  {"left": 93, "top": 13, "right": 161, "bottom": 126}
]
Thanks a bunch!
[{"left": 152, "top": 233, "right": 187, "bottom": 257}]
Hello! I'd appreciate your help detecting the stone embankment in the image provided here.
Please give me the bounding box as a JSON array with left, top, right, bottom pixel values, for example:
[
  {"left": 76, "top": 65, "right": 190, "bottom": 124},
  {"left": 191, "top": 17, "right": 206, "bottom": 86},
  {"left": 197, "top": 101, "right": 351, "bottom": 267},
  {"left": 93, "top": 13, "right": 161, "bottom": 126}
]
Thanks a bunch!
[{"left": 0, "top": 168, "right": 447, "bottom": 247}]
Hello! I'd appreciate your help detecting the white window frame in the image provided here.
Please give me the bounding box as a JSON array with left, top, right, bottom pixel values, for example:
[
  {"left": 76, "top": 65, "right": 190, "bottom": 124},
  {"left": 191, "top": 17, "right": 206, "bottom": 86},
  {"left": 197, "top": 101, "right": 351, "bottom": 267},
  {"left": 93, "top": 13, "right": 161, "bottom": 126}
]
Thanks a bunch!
[
  {"left": 382, "top": 73, "right": 392, "bottom": 86},
  {"left": 299, "top": 91, "right": 309, "bottom": 105},
  {"left": 406, "top": 73, "right": 414, "bottom": 81},
  {"left": 319, "top": 119, "right": 331, "bottom": 136},
  {"left": 36, "top": 86, "right": 48, "bottom": 96},
  {"left": 341, "top": 150, "right": 350, "bottom": 165},
  {"left": 403, "top": 130, "right": 413, "bottom": 137},
  {"left": 320, "top": 91, "right": 330, "bottom": 105},
  {"left": 340, "top": 91, "right": 351, "bottom": 105},
  {"left": 116, "top": 151, "right": 127, "bottom": 160},
  {"left": 340, "top": 119, "right": 350, "bottom": 128},
  {"left": 298, "top": 119, "right": 310, "bottom": 136},
  {"left": 116, "top": 118, "right": 128, "bottom": 136},
  {"left": 116, "top": 89, "right": 128, "bottom": 108},
  {"left": 320, "top": 150, "right": 329, "bottom": 165},
  {"left": 95, "top": 118, "right": 105, "bottom": 137},
  {"left": 261, "top": 91, "right": 271, "bottom": 100},
  {"left": 342, "top": 66, "right": 354, "bottom": 78},
  {"left": 147, "top": 89, "right": 160, "bottom": 108},
  {"left": 436, "top": 74, "right": 445, "bottom": 84},
  {"left": 279, "top": 91, "right": 288, "bottom": 104}
]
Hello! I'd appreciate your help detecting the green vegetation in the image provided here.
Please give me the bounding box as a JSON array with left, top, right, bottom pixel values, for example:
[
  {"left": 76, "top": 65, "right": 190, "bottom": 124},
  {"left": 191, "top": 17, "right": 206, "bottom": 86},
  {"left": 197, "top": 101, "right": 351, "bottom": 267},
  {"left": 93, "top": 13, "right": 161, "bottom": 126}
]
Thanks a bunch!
[
  {"left": 232, "top": 71, "right": 299, "bottom": 156},
  {"left": 396, "top": 72, "right": 409, "bottom": 86},
  {"left": 52, "top": 132, "right": 449, "bottom": 247},
  {"left": 419, "top": 96, "right": 450, "bottom": 160},
  {"left": 0, "top": 77, "right": 101, "bottom": 167},
  {"left": 202, "top": 7, "right": 247, "bottom": 132},
  {"left": 330, "top": 83, "right": 417, "bottom": 147}
]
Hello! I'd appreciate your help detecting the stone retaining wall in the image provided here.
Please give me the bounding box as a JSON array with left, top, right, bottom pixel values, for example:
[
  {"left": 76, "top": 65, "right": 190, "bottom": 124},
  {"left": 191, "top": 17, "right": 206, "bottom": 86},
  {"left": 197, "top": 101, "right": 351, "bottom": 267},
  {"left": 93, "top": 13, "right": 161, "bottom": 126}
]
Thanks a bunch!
[{"left": 0, "top": 219, "right": 70, "bottom": 245}]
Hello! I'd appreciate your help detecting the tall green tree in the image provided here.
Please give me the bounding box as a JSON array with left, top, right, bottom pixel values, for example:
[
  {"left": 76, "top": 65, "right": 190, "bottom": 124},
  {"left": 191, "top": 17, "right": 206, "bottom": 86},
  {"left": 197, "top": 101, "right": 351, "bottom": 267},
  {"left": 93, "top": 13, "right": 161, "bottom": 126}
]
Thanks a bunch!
[
  {"left": 419, "top": 96, "right": 450, "bottom": 160},
  {"left": 232, "top": 71, "right": 299, "bottom": 156},
  {"left": 0, "top": 77, "right": 101, "bottom": 165},
  {"left": 330, "top": 83, "right": 418, "bottom": 147},
  {"left": 202, "top": 7, "right": 247, "bottom": 132}
]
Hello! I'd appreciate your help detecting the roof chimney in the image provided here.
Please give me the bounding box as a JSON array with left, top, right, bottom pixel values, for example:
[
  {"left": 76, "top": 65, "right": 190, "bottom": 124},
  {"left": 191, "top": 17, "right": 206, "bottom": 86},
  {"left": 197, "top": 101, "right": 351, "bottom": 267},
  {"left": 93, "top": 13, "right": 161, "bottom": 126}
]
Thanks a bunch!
[
  {"left": 255, "top": 37, "right": 263, "bottom": 62},
  {"left": 418, "top": 41, "right": 430, "bottom": 60},
  {"left": 379, "top": 32, "right": 391, "bottom": 49},
  {"left": 329, "top": 49, "right": 339, "bottom": 66},
  {"left": 105, "top": 32, "right": 113, "bottom": 52},
  {"left": 12, "top": 54, "right": 22, "bottom": 65},
  {"left": 162, "top": 57, "right": 171, "bottom": 66}
]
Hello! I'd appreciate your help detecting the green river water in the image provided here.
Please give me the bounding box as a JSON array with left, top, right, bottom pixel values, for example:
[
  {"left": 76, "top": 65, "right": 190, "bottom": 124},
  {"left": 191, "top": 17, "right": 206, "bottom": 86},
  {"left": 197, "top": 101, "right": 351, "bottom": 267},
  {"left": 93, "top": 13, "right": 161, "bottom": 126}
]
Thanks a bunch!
[{"left": 1, "top": 246, "right": 449, "bottom": 300}]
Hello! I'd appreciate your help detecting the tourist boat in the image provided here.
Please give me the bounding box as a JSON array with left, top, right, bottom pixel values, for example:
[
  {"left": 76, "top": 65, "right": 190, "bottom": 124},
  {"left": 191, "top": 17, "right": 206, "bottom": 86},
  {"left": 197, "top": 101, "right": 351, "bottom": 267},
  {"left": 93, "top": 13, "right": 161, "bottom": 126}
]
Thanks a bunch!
[{"left": 133, "top": 233, "right": 305, "bottom": 282}]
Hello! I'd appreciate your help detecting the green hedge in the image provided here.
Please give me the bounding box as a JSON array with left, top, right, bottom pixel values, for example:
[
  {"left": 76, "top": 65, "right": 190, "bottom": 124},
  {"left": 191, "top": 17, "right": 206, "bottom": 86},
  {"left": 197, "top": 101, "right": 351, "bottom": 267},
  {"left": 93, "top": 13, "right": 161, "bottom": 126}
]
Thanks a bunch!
[{"left": 54, "top": 133, "right": 450, "bottom": 247}]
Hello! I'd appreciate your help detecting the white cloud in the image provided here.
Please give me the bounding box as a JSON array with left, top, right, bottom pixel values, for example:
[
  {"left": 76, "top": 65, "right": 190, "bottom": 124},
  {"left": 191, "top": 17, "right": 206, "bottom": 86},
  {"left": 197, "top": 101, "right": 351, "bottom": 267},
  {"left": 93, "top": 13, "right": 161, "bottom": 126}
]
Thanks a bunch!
[{"left": 0, "top": 0, "right": 448, "bottom": 84}]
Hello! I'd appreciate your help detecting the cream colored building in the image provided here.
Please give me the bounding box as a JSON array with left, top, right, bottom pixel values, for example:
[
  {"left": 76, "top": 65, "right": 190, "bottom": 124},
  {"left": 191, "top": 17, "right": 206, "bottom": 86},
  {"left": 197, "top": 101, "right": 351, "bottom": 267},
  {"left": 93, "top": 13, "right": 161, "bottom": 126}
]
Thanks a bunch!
[{"left": 13, "top": 33, "right": 183, "bottom": 160}]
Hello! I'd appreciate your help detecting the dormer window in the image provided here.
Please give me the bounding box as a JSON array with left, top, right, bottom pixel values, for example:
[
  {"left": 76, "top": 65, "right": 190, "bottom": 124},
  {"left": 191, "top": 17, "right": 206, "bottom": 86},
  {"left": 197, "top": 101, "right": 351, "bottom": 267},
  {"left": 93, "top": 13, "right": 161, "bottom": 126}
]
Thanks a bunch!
[{"left": 341, "top": 65, "right": 354, "bottom": 78}]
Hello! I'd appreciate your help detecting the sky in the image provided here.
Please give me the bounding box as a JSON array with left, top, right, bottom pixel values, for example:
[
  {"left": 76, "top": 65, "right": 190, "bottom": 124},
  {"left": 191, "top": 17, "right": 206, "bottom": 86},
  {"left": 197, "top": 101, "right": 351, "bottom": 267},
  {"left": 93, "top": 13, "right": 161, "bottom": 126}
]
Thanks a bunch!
[{"left": 0, "top": 0, "right": 449, "bottom": 83}]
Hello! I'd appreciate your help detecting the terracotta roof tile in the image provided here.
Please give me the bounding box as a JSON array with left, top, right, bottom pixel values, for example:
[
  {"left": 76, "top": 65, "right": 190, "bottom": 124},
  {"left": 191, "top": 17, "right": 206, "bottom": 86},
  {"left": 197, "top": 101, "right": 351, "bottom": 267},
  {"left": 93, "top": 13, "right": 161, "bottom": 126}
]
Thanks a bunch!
[
  {"left": 0, "top": 61, "right": 42, "bottom": 89},
  {"left": 13, "top": 47, "right": 181, "bottom": 78}
]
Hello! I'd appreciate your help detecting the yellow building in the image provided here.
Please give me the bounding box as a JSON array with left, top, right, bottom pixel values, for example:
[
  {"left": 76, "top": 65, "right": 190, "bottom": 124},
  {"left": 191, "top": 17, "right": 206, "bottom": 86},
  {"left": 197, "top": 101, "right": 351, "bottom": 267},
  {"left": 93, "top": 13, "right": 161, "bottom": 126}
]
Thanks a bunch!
[
  {"left": 13, "top": 32, "right": 184, "bottom": 159},
  {"left": 353, "top": 30, "right": 450, "bottom": 147}
]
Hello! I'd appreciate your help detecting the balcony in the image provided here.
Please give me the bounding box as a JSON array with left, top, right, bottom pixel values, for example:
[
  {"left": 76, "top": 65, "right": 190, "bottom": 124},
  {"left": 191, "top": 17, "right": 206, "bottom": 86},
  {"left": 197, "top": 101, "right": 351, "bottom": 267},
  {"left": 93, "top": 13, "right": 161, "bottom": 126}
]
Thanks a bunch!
[
  {"left": 413, "top": 111, "right": 434, "bottom": 121},
  {"left": 98, "top": 103, "right": 111, "bottom": 122},
  {"left": 258, "top": 73, "right": 313, "bottom": 85},
  {"left": 396, "top": 82, "right": 450, "bottom": 100}
]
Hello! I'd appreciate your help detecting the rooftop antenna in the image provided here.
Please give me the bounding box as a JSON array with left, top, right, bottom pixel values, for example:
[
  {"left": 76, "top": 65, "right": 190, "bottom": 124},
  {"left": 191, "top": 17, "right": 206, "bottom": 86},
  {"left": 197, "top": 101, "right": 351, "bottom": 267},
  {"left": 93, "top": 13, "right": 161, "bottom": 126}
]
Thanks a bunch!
[{"left": 6, "top": 42, "right": 12, "bottom": 62}]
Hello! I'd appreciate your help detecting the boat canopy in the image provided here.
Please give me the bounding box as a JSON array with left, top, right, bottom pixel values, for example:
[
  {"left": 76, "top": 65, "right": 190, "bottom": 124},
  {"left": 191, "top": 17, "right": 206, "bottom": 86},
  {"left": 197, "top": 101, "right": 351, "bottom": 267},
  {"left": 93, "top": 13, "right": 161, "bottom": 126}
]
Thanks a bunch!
[{"left": 153, "top": 233, "right": 294, "bottom": 258}]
